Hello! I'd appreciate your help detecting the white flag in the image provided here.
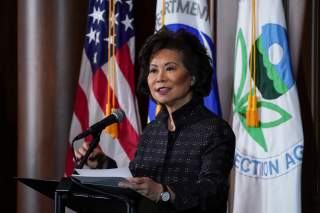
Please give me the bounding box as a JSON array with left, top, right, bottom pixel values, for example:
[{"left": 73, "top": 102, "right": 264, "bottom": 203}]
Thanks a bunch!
[{"left": 230, "top": 0, "right": 304, "bottom": 213}]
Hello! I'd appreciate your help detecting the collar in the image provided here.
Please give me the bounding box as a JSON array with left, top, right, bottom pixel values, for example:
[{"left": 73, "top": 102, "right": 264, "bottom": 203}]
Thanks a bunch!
[{"left": 156, "top": 97, "right": 203, "bottom": 130}]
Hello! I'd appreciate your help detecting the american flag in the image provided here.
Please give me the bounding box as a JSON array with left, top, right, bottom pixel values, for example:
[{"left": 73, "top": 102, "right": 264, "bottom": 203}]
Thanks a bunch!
[{"left": 65, "top": 0, "right": 141, "bottom": 176}]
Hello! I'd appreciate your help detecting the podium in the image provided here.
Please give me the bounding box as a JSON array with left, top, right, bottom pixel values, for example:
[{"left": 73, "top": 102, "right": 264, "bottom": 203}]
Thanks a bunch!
[{"left": 16, "top": 176, "right": 140, "bottom": 213}]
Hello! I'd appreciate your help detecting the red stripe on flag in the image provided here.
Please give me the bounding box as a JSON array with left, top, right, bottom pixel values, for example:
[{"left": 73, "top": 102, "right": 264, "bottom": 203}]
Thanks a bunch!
[
  {"left": 119, "top": 118, "right": 139, "bottom": 160},
  {"left": 116, "top": 43, "right": 136, "bottom": 95},
  {"left": 92, "top": 69, "right": 108, "bottom": 111},
  {"left": 92, "top": 69, "right": 138, "bottom": 159}
]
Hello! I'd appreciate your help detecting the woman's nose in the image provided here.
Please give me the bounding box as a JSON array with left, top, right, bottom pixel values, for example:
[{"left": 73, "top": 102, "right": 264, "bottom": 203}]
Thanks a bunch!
[{"left": 155, "top": 70, "right": 166, "bottom": 83}]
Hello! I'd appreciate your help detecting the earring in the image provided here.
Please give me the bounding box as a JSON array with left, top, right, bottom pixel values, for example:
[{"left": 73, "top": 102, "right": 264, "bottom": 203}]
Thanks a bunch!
[{"left": 191, "top": 76, "right": 196, "bottom": 86}]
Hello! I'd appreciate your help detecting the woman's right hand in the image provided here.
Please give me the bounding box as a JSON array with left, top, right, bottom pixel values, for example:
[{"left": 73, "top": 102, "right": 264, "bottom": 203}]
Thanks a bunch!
[{"left": 74, "top": 142, "right": 107, "bottom": 169}]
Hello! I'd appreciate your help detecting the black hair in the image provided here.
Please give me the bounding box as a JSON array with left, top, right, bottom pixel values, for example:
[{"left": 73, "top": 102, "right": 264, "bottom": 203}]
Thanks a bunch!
[{"left": 137, "top": 28, "right": 213, "bottom": 98}]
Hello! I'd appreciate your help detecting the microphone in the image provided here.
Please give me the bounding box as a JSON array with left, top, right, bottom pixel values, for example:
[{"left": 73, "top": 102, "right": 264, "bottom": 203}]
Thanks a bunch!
[
  {"left": 74, "top": 109, "right": 125, "bottom": 169},
  {"left": 73, "top": 108, "right": 125, "bottom": 141}
]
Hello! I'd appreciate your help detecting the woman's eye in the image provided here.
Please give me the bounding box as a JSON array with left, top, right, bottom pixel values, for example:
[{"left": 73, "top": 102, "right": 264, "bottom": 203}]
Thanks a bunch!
[
  {"left": 166, "top": 66, "right": 176, "bottom": 71},
  {"left": 149, "top": 68, "right": 157, "bottom": 73}
]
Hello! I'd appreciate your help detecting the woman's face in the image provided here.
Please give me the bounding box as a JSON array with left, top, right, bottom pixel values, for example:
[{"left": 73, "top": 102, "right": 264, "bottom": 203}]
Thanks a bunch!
[{"left": 147, "top": 49, "right": 193, "bottom": 111}]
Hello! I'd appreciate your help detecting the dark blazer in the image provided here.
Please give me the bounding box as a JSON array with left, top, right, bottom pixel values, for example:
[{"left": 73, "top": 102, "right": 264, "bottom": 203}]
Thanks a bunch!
[{"left": 129, "top": 98, "right": 235, "bottom": 213}]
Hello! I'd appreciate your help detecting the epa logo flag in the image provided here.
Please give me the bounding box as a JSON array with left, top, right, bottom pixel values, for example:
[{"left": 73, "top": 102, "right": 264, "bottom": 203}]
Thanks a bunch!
[
  {"left": 229, "top": 1, "right": 304, "bottom": 213},
  {"left": 148, "top": 0, "right": 221, "bottom": 121}
]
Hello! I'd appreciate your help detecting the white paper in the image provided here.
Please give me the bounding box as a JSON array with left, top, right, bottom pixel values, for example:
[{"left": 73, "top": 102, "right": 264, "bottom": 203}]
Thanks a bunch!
[{"left": 73, "top": 167, "right": 132, "bottom": 178}]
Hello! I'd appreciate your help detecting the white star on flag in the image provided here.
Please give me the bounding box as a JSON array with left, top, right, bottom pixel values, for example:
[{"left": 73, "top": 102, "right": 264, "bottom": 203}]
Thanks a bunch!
[
  {"left": 93, "top": 52, "right": 98, "bottom": 64},
  {"left": 86, "top": 27, "right": 96, "bottom": 44},
  {"left": 94, "top": 31, "right": 100, "bottom": 45},
  {"left": 109, "top": 13, "right": 119, "bottom": 26},
  {"left": 122, "top": 15, "right": 133, "bottom": 31},
  {"left": 89, "top": 7, "right": 105, "bottom": 24},
  {"left": 104, "top": 35, "right": 115, "bottom": 44}
]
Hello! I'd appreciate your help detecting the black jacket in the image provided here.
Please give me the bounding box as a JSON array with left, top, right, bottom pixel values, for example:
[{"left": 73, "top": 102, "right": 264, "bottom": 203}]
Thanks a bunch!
[{"left": 129, "top": 99, "right": 235, "bottom": 213}]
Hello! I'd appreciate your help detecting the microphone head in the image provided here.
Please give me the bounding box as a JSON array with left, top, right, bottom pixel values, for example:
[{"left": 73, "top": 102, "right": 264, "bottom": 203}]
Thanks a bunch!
[{"left": 112, "top": 108, "right": 125, "bottom": 122}]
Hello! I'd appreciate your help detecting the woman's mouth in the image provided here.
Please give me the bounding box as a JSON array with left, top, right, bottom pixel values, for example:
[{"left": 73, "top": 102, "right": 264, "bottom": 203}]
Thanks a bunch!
[{"left": 156, "top": 87, "right": 171, "bottom": 95}]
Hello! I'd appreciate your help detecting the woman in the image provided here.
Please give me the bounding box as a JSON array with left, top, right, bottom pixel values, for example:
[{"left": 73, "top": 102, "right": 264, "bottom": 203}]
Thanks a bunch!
[{"left": 75, "top": 28, "right": 235, "bottom": 213}]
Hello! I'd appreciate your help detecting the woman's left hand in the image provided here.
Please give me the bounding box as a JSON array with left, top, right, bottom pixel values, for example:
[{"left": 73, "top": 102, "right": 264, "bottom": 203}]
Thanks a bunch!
[{"left": 118, "top": 177, "right": 162, "bottom": 202}]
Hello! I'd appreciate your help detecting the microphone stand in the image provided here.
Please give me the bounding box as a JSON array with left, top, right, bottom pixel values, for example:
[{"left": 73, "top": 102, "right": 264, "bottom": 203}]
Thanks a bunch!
[{"left": 74, "top": 131, "right": 102, "bottom": 170}]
